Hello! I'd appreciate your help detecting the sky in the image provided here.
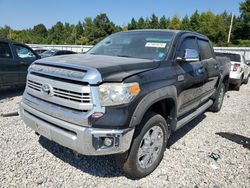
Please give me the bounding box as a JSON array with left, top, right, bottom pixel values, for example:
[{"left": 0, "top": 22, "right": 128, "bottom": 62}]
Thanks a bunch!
[{"left": 0, "top": 0, "right": 243, "bottom": 30}]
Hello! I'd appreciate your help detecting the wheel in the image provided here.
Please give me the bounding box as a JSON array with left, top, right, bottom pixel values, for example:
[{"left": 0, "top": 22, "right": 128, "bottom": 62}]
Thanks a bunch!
[
  {"left": 116, "top": 111, "right": 168, "bottom": 179},
  {"left": 210, "top": 83, "right": 225, "bottom": 112},
  {"left": 233, "top": 80, "right": 241, "bottom": 91},
  {"left": 244, "top": 75, "right": 249, "bottom": 84}
]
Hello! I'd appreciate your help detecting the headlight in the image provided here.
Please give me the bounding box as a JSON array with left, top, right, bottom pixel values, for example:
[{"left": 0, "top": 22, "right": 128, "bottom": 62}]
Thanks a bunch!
[{"left": 99, "top": 83, "right": 140, "bottom": 106}]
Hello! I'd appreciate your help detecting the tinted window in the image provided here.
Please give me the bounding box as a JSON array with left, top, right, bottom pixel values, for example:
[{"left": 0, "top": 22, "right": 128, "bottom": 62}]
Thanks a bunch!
[
  {"left": 14, "top": 45, "right": 36, "bottom": 58},
  {"left": 0, "top": 42, "right": 12, "bottom": 59},
  {"left": 215, "top": 53, "right": 241, "bottom": 62},
  {"left": 198, "top": 39, "right": 213, "bottom": 60},
  {"left": 177, "top": 37, "right": 198, "bottom": 58}
]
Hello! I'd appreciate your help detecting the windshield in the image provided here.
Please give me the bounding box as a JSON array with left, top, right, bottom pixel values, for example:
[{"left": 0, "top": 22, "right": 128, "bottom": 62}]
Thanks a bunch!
[{"left": 87, "top": 31, "right": 175, "bottom": 60}]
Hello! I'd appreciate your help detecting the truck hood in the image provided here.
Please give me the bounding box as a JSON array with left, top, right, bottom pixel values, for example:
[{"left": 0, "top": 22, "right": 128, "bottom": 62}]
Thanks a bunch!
[{"left": 35, "top": 54, "right": 160, "bottom": 82}]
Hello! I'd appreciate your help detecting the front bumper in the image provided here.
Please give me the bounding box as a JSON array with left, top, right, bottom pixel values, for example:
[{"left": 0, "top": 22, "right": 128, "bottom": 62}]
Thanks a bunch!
[{"left": 20, "top": 101, "right": 134, "bottom": 156}]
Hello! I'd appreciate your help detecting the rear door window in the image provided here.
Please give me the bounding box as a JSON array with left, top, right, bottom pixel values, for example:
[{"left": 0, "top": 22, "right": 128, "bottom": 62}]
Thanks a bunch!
[
  {"left": 197, "top": 39, "right": 213, "bottom": 60},
  {"left": 0, "top": 42, "right": 13, "bottom": 59}
]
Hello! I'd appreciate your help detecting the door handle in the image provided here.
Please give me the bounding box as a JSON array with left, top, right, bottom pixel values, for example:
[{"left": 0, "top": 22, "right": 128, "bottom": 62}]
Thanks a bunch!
[
  {"left": 214, "top": 64, "right": 219, "bottom": 69},
  {"left": 197, "top": 67, "right": 205, "bottom": 74},
  {"left": 20, "top": 61, "right": 29, "bottom": 65}
]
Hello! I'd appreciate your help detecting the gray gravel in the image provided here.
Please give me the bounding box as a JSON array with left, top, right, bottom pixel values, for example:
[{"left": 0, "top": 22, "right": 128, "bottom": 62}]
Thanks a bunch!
[{"left": 0, "top": 85, "right": 249, "bottom": 188}]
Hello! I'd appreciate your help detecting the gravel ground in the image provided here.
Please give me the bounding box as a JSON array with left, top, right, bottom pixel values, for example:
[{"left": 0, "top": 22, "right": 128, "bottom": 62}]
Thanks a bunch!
[{"left": 0, "top": 85, "right": 249, "bottom": 188}]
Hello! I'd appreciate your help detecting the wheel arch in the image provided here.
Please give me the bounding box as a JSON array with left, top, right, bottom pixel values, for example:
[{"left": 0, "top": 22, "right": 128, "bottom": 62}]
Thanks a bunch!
[{"left": 129, "top": 85, "right": 177, "bottom": 131}]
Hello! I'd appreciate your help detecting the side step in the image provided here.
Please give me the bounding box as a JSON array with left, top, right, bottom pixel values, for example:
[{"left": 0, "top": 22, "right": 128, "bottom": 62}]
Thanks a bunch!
[{"left": 175, "top": 99, "right": 213, "bottom": 131}]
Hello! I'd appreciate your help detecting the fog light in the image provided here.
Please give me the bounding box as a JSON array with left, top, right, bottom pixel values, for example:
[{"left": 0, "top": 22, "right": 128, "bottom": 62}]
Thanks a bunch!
[
  {"left": 91, "top": 112, "right": 103, "bottom": 120},
  {"left": 104, "top": 137, "right": 113, "bottom": 146}
]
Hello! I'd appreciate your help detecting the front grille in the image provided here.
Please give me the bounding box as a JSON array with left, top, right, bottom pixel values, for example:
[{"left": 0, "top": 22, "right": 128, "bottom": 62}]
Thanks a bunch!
[
  {"left": 26, "top": 74, "right": 93, "bottom": 111},
  {"left": 53, "top": 87, "right": 91, "bottom": 103},
  {"left": 27, "top": 80, "right": 91, "bottom": 103}
]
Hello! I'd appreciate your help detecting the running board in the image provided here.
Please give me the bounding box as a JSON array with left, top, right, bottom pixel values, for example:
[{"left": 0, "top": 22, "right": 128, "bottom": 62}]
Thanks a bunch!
[{"left": 175, "top": 100, "right": 213, "bottom": 131}]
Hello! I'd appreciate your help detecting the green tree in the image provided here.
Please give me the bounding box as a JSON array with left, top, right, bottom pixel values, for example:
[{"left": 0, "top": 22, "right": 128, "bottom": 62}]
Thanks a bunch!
[
  {"left": 85, "top": 13, "right": 117, "bottom": 44},
  {"left": 149, "top": 14, "right": 159, "bottom": 29},
  {"left": 137, "top": 17, "right": 146, "bottom": 29},
  {"left": 159, "top": 16, "right": 170, "bottom": 29},
  {"left": 181, "top": 15, "right": 192, "bottom": 30},
  {"left": 32, "top": 24, "right": 48, "bottom": 43},
  {"left": 235, "top": 0, "right": 250, "bottom": 40},
  {"left": 128, "top": 18, "right": 137, "bottom": 30},
  {"left": 190, "top": 10, "right": 200, "bottom": 32},
  {"left": 47, "top": 21, "right": 65, "bottom": 44},
  {"left": 75, "top": 21, "right": 84, "bottom": 38},
  {"left": 168, "top": 16, "right": 181, "bottom": 30},
  {"left": 0, "top": 25, "right": 12, "bottom": 38},
  {"left": 64, "top": 23, "right": 75, "bottom": 44}
]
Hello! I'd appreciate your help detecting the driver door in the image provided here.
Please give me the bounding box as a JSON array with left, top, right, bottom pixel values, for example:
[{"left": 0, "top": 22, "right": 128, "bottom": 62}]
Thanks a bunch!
[{"left": 175, "top": 36, "right": 207, "bottom": 116}]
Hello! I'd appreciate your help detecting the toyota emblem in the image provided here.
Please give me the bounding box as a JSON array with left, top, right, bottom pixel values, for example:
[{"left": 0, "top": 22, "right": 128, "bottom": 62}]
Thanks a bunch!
[{"left": 41, "top": 83, "right": 53, "bottom": 96}]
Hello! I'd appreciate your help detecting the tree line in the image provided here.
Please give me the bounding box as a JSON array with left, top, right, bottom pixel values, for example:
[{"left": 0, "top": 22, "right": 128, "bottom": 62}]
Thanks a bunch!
[{"left": 0, "top": 0, "right": 249, "bottom": 46}]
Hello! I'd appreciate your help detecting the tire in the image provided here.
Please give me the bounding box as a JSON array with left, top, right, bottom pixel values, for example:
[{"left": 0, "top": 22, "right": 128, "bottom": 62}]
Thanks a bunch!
[
  {"left": 244, "top": 75, "right": 249, "bottom": 85},
  {"left": 233, "top": 81, "right": 241, "bottom": 91},
  {"left": 209, "top": 83, "right": 225, "bottom": 112},
  {"left": 116, "top": 111, "right": 168, "bottom": 179}
]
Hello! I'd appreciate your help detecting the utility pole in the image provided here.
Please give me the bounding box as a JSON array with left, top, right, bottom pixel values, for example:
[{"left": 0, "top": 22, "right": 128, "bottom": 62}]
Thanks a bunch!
[{"left": 227, "top": 12, "right": 234, "bottom": 44}]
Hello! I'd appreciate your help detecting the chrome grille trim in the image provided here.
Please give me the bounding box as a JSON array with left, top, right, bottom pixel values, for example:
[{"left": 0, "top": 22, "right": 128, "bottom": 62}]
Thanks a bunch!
[{"left": 26, "top": 74, "right": 93, "bottom": 111}]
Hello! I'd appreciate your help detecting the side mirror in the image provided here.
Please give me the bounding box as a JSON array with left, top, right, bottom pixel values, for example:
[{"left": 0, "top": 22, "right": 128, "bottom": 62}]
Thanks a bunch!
[
  {"left": 176, "top": 49, "right": 199, "bottom": 62},
  {"left": 246, "top": 61, "right": 250, "bottom": 66}
]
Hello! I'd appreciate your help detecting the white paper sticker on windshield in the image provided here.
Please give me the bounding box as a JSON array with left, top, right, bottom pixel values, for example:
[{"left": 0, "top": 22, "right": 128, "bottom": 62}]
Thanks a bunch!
[{"left": 145, "top": 42, "right": 166, "bottom": 48}]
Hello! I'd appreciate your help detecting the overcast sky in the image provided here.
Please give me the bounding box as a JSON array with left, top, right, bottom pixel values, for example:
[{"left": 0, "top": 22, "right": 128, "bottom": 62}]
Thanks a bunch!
[{"left": 0, "top": 0, "right": 243, "bottom": 30}]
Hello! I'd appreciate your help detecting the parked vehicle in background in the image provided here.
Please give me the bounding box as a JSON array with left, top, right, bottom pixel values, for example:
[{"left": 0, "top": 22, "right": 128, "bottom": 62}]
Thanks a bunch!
[
  {"left": 215, "top": 52, "right": 250, "bottom": 90},
  {"left": 40, "top": 49, "right": 77, "bottom": 58},
  {"left": 20, "top": 30, "right": 230, "bottom": 178},
  {"left": 0, "top": 38, "right": 40, "bottom": 89},
  {"left": 34, "top": 49, "right": 47, "bottom": 55}
]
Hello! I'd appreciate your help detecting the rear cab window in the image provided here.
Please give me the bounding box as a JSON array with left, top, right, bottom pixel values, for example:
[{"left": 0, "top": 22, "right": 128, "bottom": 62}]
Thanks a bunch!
[{"left": 215, "top": 53, "right": 241, "bottom": 62}]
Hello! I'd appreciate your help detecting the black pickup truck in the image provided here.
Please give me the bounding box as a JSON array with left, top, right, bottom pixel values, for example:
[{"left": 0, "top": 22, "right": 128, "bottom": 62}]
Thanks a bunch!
[
  {"left": 0, "top": 38, "right": 40, "bottom": 89},
  {"left": 20, "top": 30, "right": 230, "bottom": 178}
]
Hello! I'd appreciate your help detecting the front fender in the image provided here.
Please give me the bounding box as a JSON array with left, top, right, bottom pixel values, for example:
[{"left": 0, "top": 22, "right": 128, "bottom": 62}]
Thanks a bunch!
[{"left": 129, "top": 85, "right": 177, "bottom": 128}]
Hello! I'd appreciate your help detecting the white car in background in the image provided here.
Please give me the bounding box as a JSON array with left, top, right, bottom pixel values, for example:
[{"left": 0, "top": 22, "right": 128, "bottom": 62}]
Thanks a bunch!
[{"left": 215, "top": 52, "right": 250, "bottom": 90}]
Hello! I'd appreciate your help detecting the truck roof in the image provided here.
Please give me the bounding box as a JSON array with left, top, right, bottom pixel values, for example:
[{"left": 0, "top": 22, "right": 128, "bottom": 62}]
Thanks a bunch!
[
  {"left": 121, "top": 29, "right": 209, "bottom": 40},
  {"left": 0, "top": 37, "right": 27, "bottom": 46}
]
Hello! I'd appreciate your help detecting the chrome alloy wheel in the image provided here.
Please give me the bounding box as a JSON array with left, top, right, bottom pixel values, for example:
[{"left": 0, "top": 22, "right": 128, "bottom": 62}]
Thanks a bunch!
[
  {"left": 137, "top": 125, "right": 164, "bottom": 169},
  {"left": 217, "top": 85, "right": 224, "bottom": 108}
]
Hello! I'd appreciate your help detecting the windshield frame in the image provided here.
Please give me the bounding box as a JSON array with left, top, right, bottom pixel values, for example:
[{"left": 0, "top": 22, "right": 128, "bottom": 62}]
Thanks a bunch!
[{"left": 87, "top": 31, "right": 176, "bottom": 61}]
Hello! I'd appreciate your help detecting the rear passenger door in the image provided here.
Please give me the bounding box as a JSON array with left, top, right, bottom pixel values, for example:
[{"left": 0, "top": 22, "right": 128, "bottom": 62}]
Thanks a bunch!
[
  {"left": 0, "top": 42, "right": 19, "bottom": 86},
  {"left": 197, "top": 39, "right": 220, "bottom": 102},
  {"left": 175, "top": 36, "right": 206, "bottom": 116}
]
